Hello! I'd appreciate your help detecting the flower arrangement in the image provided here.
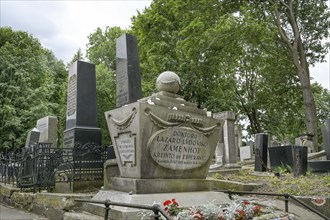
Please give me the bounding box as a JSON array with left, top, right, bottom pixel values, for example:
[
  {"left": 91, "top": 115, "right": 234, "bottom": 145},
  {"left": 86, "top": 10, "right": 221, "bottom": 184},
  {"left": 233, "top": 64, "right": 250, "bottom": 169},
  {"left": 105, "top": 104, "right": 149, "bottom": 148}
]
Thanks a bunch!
[{"left": 162, "top": 198, "right": 294, "bottom": 220}]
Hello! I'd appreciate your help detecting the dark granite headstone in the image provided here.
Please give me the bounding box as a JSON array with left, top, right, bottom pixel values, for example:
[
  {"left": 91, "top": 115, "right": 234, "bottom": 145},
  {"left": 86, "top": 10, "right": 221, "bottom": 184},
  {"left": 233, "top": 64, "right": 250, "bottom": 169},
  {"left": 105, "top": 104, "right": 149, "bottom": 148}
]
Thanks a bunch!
[
  {"left": 292, "top": 146, "right": 307, "bottom": 176},
  {"left": 254, "top": 133, "right": 268, "bottom": 172},
  {"left": 269, "top": 145, "right": 307, "bottom": 176},
  {"left": 63, "top": 61, "right": 101, "bottom": 148},
  {"left": 115, "top": 34, "right": 142, "bottom": 107},
  {"left": 322, "top": 119, "right": 330, "bottom": 159}
]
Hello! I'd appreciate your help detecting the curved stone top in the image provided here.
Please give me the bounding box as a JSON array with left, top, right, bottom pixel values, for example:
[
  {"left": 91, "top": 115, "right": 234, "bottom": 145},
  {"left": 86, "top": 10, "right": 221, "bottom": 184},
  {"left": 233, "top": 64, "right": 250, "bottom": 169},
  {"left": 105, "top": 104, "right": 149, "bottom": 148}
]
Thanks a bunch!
[{"left": 156, "top": 71, "right": 181, "bottom": 94}]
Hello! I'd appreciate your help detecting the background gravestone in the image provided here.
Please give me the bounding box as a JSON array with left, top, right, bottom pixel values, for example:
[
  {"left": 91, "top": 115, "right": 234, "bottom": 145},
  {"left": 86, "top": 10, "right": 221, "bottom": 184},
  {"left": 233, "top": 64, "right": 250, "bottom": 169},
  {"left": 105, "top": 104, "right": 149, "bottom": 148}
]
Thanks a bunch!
[
  {"left": 322, "top": 119, "right": 330, "bottom": 159},
  {"left": 63, "top": 60, "right": 101, "bottom": 148},
  {"left": 116, "top": 33, "right": 142, "bottom": 108},
  {"left": 254, "top": 133, "right": 268, "bottom": 172},
  {"left": 269, "top": 145, "right": 307, "bottom": 176},
  {"left": 36, "top": 116, "right": 58, "bottom": 147},
  {"left": 24, "top": 128, "right": 40, "bottom": 148}
]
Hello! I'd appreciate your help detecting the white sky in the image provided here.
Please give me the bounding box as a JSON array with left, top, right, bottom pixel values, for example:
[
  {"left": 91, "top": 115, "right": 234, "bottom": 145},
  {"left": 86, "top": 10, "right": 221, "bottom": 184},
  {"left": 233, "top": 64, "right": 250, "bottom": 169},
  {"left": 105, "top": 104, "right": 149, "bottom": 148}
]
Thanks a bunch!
[{"left": 0, "top": 0, "right": 329, "bottom": 90}]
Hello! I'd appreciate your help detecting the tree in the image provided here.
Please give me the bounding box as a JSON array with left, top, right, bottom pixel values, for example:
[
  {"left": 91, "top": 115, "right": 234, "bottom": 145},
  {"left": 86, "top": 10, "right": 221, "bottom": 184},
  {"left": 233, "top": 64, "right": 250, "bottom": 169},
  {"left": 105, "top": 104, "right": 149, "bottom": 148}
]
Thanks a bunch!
[
  {"left": 0, "top": 27, "right": 67, "bottom": 150},
  {"left": 67, "top": 48, "right": 84, "bottom": 67},
  {"left": 131, "top": 0, "right": 329, "bottom": 147},
  {"left": 255, "top": 0, "right": 330, "bottom": 150}
]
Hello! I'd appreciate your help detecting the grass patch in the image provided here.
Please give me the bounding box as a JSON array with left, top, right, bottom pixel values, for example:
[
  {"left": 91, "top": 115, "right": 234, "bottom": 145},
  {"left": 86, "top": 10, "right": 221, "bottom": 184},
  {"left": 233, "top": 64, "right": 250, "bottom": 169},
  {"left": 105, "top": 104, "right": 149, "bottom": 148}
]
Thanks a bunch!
[{"left": 211, "top": 168, "right": 330, "bottom": 197}]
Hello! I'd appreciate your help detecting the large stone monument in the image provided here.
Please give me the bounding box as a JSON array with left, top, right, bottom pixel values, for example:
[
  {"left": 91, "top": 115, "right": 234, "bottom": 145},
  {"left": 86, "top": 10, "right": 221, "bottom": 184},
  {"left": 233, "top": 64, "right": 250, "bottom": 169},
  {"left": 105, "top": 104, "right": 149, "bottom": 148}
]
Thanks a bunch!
[
  {"left": 63, "top": 60, "right": 101, "bottom": 148},
  {"left": 36, "top": 116, "right": 58, "bottom": 147},
  {"left": 89, "top": 71, "right": 230, "bottom": 219},
  {"left": 57, "top": 60, "right": 102, "bottom": 193},
  {"left": 116, "top": 34, "right": 142, "bottom": 107}
]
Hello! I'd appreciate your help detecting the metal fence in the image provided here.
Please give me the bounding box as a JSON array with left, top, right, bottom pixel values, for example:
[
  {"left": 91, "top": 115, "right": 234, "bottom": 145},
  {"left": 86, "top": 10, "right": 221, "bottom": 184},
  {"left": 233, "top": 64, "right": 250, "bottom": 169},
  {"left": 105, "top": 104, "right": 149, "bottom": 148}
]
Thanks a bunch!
[{"left": 0, "top": 142, "right": 111, "bottom": 192}]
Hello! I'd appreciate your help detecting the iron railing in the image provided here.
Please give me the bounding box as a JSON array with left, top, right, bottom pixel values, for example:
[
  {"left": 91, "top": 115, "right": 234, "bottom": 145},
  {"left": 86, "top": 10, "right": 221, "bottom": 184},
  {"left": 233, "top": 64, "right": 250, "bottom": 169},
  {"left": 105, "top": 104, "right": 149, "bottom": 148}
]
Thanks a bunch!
[
  {"left": 75, "top": 199, "right": 172, "bottom": 220},
  {"left": 217, "top": 189, "right": 329, "bottom": 220},
  {"left": 0, "top": 143, "right": 113, "bottom": 192}
]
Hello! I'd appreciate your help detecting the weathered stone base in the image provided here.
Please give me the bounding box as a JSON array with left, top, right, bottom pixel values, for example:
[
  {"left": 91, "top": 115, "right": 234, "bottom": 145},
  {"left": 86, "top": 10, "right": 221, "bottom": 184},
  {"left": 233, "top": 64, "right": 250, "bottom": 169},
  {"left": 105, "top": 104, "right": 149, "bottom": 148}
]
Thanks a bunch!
[
  {"left": 85, "top": 190, "right": 231, "bottom": 220},
  {"left": 55, "top": 180, "right": 103, "bottom": 193},
  {"left": 111, "top": 178, "right": 213, "bottom": 194},
  {"left": 308, "top": 160, "right": 330, "bottom": 172}
]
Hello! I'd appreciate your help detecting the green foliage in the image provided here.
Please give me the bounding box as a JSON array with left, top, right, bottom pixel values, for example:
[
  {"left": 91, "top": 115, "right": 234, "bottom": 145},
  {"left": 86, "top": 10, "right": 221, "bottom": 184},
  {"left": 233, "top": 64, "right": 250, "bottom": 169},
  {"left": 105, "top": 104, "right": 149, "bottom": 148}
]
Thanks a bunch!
[
  {"left": 212, "top": 168, "right": 329, "bottom": 197},
  {"left": 130, "top": 0, "right": 330, "bottom": 145},
  {"left": 0, "top": 27, "right": 67, "bottom": 149},
  {"left": 86, "top": 26, "right": 126, "bottom": 144}
]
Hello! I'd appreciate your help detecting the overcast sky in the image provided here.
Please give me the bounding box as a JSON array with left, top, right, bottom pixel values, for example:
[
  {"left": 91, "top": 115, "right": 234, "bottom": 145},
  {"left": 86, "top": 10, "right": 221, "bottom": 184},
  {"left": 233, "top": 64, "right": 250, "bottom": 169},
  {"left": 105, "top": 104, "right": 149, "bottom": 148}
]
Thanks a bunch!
[{"left": 1, "top": 0, "right": 329, "bottom": 89}]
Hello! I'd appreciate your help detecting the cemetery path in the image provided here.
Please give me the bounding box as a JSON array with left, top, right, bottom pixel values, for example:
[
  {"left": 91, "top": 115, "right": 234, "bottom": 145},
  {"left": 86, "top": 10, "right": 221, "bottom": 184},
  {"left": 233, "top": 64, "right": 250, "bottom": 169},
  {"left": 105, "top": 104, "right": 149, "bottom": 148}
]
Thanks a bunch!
[{"left": 0, "top": 203, "right": 49, "bottom": 220}]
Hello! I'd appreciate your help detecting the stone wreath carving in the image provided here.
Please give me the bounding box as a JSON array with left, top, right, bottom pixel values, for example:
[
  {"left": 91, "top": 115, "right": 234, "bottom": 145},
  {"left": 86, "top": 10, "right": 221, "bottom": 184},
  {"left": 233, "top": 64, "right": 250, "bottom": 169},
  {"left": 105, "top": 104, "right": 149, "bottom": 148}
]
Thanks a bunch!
[
  {"left": 108, "top": 108, "right": 137, "bottom": 130},
  {"left": 145, "top": 108, "right": 221, "bottom": 136}
]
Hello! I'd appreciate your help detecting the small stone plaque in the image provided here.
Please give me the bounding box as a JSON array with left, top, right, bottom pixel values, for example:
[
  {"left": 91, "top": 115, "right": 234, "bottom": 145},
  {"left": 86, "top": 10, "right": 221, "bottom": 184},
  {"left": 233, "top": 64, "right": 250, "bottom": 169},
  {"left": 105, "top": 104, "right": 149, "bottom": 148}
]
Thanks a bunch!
[
  {"left": 148, "top": 127, "right": 210, "bottom": 170},
  {"left": 240, "top": 146, "right": 252, "bottom": 161},
  {"left": 63, "top": 129, "right": 74, "bottom": 148},
  {"left": 115, "top": 133, "right": 136, "bottom": 166}
]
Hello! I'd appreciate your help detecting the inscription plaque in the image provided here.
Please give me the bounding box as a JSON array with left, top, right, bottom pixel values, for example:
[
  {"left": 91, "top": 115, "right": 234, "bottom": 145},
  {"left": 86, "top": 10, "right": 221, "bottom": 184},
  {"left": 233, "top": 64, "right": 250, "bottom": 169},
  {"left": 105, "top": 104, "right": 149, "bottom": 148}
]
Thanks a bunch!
[
  {"left": 115, "top": 133, "right": 136, "bottom": 166},
  {"left": 148, "top": 127, "right": 210, "bottom": 170},
  {"left": 67, "top": 74, "right": 77, "bottom": 116},
  {"left": 63, "top": 129, "right": 74, "bottom": 149}
]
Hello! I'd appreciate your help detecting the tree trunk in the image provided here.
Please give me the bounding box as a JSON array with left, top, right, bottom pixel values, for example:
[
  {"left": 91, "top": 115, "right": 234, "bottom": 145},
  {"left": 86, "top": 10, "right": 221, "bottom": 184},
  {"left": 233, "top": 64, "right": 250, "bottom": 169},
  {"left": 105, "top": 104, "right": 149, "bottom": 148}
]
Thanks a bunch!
[{"left": 272, "top": 0, "right": 318, "bottom": 151}]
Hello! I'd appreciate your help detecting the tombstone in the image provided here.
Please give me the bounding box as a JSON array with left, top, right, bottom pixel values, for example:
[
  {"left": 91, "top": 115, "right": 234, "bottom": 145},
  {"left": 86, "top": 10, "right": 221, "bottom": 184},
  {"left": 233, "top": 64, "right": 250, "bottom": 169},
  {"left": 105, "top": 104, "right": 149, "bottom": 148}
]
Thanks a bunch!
[
  {"left": 57, "top": 60, "right": 102, "bottom": 193},
  {"left": 295, "top": 135, "right": 313, "bottom": 153},
  {"left": 240, "top": 145, "right": 253, "bottom": 161},
  {"left": 36, "top": 116, "right": 58, "bottom": 147},
  {"left": 322, "top": 119, "right": 330, "bottom": 159},
  {"left": 92, "top": 71, "right": 231, "bottom": 219},
  {"left": 308, "top": 119, "right": 330, "bottom": 172},
  {"left": 24, "top": 128, "right": 40, "bottom": 148},
  {"left": 269, "top": 145, "right": 307, "bottom": 176},
  {"left": 63, "top": 60, "right": 101, "bottom": 148},
  {"left": 292, "top": 146, "right": 308, "bottom": 176},
  {"left": 254, "top": 133, "right": 268, "bottom": 172},
  {"left": 213, "top": 111, "right": 240, "bottom": 168},
  {"left": 116, "top": 34, "right": 142, "bottom": 108}
]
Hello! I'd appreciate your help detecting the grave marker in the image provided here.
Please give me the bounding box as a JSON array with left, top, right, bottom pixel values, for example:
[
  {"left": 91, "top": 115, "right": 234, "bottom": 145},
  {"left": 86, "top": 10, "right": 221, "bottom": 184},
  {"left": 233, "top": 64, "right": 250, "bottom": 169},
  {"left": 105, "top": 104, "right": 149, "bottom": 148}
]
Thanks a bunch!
[
  {"left": 116, "top": 34, "right": 142, "bottom": 107},
  {"left": 63, "top": 60, "right": 101, "bottom": 148},
  {"left": 36, "top": 116, "right": 58, "bottom": 147}
]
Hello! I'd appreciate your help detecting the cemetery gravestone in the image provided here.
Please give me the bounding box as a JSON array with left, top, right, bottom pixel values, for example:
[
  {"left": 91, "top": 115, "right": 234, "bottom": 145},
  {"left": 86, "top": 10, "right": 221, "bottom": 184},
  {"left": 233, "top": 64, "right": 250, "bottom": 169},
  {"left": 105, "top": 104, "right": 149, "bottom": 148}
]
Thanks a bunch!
[
  {"left": 24, "top": 128, "right": 40, "bottom": 148},
  {"left": 105, "top": 71, "right": 223, "bottom": 193},
  {"left": 36, "top": 116, "right": 58, "bottom": 147},
  {"left": 63, "top": 60, "right": 101, "bottom": 148},
  {"left": 213, "top": 111, "right": 240, "bottom": 168},
  {"left": 308, "top": 119, "right": 330, "bottom": 172},
  {"left": 255, "top": 133, "right": 268, "bottom": 172},
  {"left": 269, "top": 145, "right": 307, "bottom": 176},
  {"left": 240, "top": 145, "right": 253, "bottom": 161},
  {"left": 116, "top": 34, "right": 142, "bottom": 107},
  {"left": 322, "top": 119, "right": 330, "bottom": 159}
]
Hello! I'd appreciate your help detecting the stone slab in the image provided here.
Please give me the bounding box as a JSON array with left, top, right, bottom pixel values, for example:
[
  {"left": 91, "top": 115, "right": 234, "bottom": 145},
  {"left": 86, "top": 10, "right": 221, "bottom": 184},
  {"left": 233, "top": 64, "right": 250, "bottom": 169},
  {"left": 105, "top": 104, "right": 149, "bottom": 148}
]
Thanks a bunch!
[
  {"left": 308, "top": 160, "right": 330, "bottom": 172},
  {"left": 111, "top": 178, "right": 213, "bottom": 194},
  {"left": 86, "top": 190, "right": 231, "bottom": 220},
  {"left": 240, "top": 146, "right": 253, "bottom": 161}
]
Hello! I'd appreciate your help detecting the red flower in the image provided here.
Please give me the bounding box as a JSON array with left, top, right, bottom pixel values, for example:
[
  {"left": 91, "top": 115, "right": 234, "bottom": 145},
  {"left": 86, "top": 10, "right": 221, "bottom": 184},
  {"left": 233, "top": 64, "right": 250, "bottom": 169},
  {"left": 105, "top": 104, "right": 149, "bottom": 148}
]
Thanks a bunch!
[
  {"left": 243, "top": 200, "right": 250, "bottom": 205},
  {"left": 163, "top": 200, "right": 171, "bottom": 206},
  {"left": 172, "top": 198, "right": 178, "bottom": 206}
]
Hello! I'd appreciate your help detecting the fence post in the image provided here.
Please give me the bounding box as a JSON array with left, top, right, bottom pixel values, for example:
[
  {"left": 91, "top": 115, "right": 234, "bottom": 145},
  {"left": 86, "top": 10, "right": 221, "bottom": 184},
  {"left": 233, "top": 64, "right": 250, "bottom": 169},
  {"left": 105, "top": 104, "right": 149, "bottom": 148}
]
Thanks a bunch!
[
  {"left": 284, "top": 194, "right": 289, "bottom": 212},
  {"left": 104, "top": 199, "right": 111, "bottom": 220},
  {"left": 151, "top": 204, "right": 161, "bottom": 220}
]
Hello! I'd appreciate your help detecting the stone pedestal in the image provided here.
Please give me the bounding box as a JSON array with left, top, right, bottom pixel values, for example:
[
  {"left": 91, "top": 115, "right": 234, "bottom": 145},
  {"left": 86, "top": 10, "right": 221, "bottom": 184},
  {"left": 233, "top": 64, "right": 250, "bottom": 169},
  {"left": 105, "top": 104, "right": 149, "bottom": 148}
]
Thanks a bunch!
[{"left": 105, "top": 91, "right": 223, "bottom": 180}]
